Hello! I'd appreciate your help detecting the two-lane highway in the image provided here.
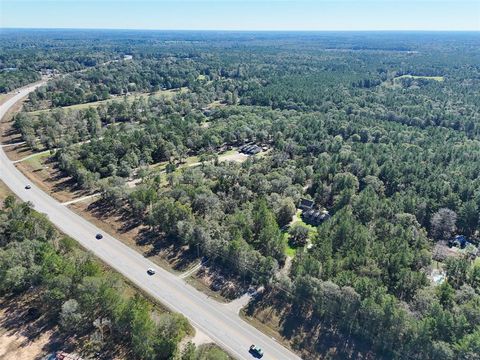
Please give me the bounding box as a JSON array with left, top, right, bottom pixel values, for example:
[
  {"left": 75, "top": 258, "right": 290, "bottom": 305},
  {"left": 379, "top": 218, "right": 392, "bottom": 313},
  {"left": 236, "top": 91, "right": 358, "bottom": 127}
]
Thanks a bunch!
[{"left": 0, "top": 84, "right": 302, "bottom": 360}]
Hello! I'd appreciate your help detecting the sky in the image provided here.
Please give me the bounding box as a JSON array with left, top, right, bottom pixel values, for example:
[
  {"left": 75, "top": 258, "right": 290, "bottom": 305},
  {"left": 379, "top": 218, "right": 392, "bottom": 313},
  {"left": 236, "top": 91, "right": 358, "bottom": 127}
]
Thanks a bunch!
[{"left": 1, "top": 0, "right": 479, "bottom": 31}]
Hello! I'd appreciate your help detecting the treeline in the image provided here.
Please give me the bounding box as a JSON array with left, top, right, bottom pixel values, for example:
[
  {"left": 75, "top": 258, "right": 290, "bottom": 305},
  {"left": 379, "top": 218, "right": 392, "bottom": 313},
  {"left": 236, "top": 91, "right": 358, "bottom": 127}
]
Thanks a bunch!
[
  {"left": 0, "top": 197, "right": 232, "bottom": 359},
  {"left": 0, "top": 68, "right": 41, "bottom": 93}
]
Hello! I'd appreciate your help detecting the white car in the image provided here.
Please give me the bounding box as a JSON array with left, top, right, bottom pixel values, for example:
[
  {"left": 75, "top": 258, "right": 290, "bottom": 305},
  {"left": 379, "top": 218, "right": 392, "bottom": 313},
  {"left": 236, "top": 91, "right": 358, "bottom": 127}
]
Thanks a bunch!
[{"left": 147, "top": 268, "right": 156, "bottom": 275}]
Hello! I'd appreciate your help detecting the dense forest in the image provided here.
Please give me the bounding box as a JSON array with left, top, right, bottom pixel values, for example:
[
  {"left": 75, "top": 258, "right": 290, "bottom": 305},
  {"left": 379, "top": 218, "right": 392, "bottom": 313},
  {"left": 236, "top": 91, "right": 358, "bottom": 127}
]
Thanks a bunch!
[{"left": 3, "top": 30, "right": 480, "bottom": 359}]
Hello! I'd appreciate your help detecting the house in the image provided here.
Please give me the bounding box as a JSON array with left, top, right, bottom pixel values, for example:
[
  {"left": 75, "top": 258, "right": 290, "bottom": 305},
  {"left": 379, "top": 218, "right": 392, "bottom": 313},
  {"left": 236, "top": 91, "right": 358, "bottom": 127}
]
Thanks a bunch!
[
  {"left": 298, "top": 198, "right": 314, "bottom": 211},
  {"left": 249, "top": 146, "right": 261, "bottom": 155},
  {"left": 448, "top": 235, "right": 468, "bottom": 249},
  {"left": 302, "top": 209, "right": 330, "bottom": 226},
  {"left": 240, "top": 144, "right": 262, "bottom": 155}
]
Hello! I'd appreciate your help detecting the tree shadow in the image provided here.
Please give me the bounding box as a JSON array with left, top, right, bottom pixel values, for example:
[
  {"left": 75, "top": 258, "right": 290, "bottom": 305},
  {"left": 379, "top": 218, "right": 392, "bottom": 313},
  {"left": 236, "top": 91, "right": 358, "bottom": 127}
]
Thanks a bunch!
[
  {"left": 47, "top": 163, "right": 90, "bottom": 197},
  {"left": 195, "top": 264, "right": 249, "bottom": 300},
  {"left": 136, "top": 228, "right": 197, "bottom": 272},
  {"left": 0, "top": 290, "right": 65, "bottom": 355},
  {"left": 245, "top": 290, "right": 376, "bottom": 360}
]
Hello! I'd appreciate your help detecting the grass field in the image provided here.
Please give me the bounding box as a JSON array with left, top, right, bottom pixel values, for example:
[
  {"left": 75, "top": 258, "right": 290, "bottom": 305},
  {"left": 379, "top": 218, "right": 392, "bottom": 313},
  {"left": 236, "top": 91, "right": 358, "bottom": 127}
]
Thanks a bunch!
[
  {"left": 394, "top": 74, "right": 444, "bottom": 82},
  {"left": 23, "top": 151, "right": 52, "bottom": 170},
  {"left": 284, "top": 238, "right": 297, "bottom": 257}
]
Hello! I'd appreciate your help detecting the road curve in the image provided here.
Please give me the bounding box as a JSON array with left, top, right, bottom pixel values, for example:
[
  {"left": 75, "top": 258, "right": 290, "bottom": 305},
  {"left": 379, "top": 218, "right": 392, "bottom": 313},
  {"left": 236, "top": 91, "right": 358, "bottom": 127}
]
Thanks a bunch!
[{"left": 0, "top": 84, "right": 302, "bottom": 360}]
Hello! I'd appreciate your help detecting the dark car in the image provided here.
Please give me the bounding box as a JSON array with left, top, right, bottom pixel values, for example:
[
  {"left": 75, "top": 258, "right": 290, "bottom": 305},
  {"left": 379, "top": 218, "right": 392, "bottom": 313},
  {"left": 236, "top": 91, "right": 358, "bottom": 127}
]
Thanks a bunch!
[
  {"left": 249, "top": 344, "right": 264, "bottom": 358},
  {"left": 95, "top": 233, "right": 103, "bottom": 240},
  {"left": 147, "top": 268, "right": 156, "bottom": 275},
  {"left": 25, "top": 184, "right": 31, "bottom": 190}
]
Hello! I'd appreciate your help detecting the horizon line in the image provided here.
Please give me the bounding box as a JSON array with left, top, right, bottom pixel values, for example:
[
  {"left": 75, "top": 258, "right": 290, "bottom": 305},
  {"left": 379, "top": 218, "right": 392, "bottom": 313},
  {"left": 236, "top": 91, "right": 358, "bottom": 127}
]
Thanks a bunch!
[{"left": 2, "top": 27, "right": 479, "bottom": 32}]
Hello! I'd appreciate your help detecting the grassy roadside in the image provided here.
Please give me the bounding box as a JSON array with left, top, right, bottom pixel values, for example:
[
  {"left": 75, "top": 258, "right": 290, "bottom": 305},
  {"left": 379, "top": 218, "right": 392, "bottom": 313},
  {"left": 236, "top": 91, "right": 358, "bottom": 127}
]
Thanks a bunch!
[
  {"left": 240, "top": 307, "right": 288, "bottom": 346},
  {"left": 0, "top": 180, "right": 16, "bottom": 205},
  {"left": 185, "top": 275, "right": 230, "bottom": 304},
  {"left": 67, "top": 197, "right": 191, "bottom": 275},
  {"left": 0, "top": 93, "right": 14, "bottom": 106},
  {"left": 240, "top": 295, "right": 322, "bottom": 360}
]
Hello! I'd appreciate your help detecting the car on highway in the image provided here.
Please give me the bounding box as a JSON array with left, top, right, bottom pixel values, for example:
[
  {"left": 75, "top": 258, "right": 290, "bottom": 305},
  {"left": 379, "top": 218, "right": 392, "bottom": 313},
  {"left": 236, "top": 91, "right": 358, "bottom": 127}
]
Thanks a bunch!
[
  {"left": 249, "top": 344, "right": 264, "bottom": 358},
  {"left": 95, "top": 233, "right": 103, "bottom": 240},
  {"left": 147, "top": 268, "right": 156, "bottom": 275},
  {"left": 25, "top": 184, "right": 31, "bottom": 190}
]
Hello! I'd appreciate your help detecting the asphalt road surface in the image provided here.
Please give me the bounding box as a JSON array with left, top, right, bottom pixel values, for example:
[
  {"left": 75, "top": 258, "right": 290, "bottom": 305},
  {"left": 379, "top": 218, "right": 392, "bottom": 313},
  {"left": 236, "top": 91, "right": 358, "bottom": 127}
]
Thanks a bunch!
[{"left": 0, "top": 84, "right": 302, "bottom": 360}]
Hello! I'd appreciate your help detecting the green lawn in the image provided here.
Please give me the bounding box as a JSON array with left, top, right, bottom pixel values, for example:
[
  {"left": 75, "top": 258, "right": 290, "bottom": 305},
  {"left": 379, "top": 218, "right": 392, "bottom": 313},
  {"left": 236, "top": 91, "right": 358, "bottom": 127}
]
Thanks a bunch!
[
  {"left": 23, "top": 151, "right": 52, "bottom": 170},
  {"left": 285, "top": 242, "right": 297, "bottom": 257},
  {"left": 220, "top": 149, "right": 238, "bottom": 156},
  {"left": 283, "top": 211, "right": 318, "bottom": 257}
]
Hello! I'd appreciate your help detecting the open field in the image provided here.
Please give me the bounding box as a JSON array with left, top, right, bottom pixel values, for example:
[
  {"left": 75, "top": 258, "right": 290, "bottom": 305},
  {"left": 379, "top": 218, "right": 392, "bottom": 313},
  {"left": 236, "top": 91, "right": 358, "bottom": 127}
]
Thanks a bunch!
[{"left": 394, "top": 74, "right": 445, "bottom": 82}]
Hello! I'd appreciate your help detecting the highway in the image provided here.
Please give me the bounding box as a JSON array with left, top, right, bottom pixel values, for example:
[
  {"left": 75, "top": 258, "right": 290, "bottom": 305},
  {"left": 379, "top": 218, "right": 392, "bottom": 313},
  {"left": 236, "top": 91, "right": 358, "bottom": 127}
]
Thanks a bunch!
[{"left": 0, "top": 84, "right": 302, "bottom": 360}]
